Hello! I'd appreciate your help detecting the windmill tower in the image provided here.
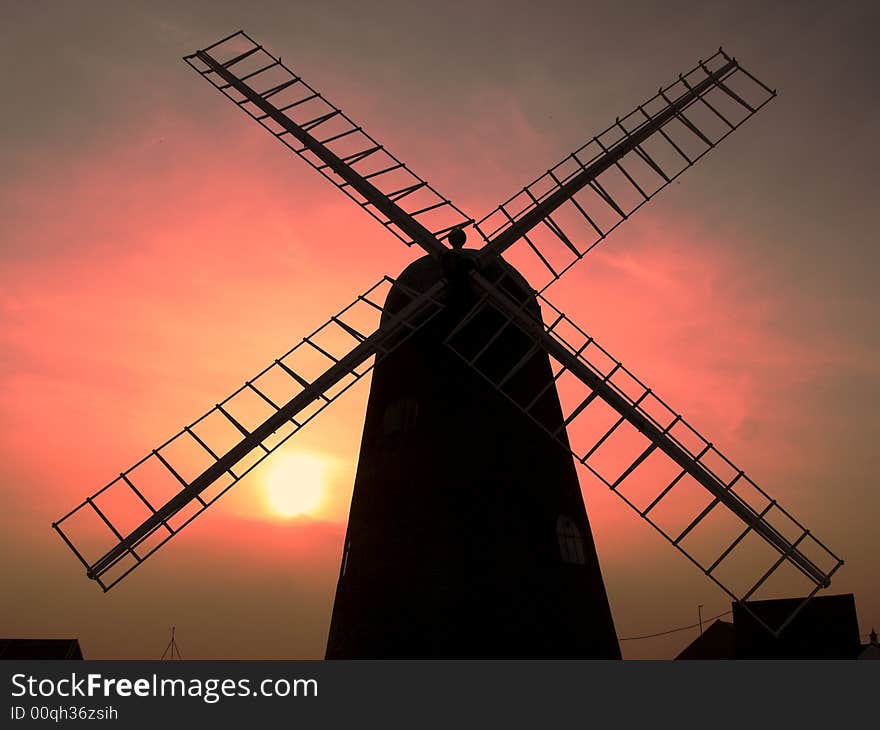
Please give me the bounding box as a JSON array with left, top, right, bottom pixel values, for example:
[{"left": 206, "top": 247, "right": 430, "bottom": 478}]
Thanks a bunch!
[
  {"left": 52, "top": 30, "right": 844, "bottom": 657},
  {"left": 325, "top": 253, "right": 620, "bottom": 657}
]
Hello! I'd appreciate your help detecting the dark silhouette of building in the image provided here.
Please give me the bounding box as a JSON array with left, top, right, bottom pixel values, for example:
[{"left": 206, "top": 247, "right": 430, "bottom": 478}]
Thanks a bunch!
[
  {"left": 325, "top": 254, "right": 620, "bottom": 658},
  {"left": 858, "top": 629, "right": 879, "bottom": 660},
  {"left": 677, "top": 594, "right": 865, "bottom": 659},
  {"left": 0, "top": 639, "right": 83, "bottom": 660},
  {"left": 734, "top": 594, "right": 861, "bottom": 659},
  {"left": 675, "top": 620, "right": 736, "bottom": 660}
]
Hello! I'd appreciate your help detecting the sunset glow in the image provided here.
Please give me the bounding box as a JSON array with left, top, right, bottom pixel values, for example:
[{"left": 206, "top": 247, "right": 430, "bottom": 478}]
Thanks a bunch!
[
  {"left": 264, "top": 453, "right": 326, "bottom": 518},
  {"left": 1, "top": 2, "right": 876, "bottom": 663}
]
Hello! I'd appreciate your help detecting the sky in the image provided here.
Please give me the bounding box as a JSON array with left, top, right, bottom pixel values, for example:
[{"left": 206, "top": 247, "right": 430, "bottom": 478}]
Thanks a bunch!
[{"left": 1, "top": 0, "right": 877, "bottom": 660}]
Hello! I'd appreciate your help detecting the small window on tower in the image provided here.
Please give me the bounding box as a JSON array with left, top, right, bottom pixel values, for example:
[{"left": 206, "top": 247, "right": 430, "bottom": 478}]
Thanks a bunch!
[
  {"left": 557, "top": 515, "right": 586, "bottom": 565},
  {"left": 382, "top": 397, "right": 419, "bottom": 436}
]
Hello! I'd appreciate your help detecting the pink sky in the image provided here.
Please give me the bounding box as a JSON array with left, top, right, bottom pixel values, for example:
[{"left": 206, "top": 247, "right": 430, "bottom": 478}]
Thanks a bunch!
[{"left": 1, "top": 1, "right": 877, "bottom": 659}]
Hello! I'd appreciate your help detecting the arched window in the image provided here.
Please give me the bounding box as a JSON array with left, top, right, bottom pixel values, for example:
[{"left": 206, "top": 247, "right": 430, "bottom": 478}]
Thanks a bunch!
[{"left": 557, "top": 515, "right": 586, "bottom": 565}]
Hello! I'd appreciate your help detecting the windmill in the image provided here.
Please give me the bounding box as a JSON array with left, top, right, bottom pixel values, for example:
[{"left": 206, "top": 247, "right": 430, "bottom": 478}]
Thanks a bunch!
[{"left": 52, "top": 30, "right": 843, "bottom": 658}]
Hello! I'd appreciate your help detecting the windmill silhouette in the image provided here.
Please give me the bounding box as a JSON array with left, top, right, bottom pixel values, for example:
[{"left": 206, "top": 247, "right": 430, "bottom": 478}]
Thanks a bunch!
[{"left": 52, "top": 30, "right": 843, "bottom": 657}]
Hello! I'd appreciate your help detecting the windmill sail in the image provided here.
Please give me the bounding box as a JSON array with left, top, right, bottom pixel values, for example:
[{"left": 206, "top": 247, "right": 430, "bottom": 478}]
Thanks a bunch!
[
  {"left": 444, "top": 270, "right": 843, "bottom": 636},
  {"left": 53, "top": 278, "right": 446, "bottom": 591},
  {"left": 475, "top": 49, "right": 776, "bottom": 291},
  {"left": 184, "top": 31, "right": 472, "bottom": 256}
]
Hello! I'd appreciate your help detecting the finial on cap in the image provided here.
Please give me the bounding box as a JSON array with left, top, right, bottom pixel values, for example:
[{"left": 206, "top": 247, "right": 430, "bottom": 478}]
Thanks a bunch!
[{"left": 448, "top": 227, "right": 466, "bottom": 250}]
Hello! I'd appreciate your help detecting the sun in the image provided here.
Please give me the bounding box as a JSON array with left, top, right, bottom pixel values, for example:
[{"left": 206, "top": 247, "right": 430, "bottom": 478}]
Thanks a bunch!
[{"left": 264, "top": 452, "right": 326, "bottom": 518}]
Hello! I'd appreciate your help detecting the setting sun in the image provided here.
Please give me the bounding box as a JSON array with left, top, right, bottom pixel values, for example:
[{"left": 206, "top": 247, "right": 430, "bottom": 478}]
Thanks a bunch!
[{"left": 264, "top": 452, "right": 326, "bottom": 518}]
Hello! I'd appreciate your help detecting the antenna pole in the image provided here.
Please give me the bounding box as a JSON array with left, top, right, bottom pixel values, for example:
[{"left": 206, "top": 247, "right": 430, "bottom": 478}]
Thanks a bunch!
[
  {"left": 161, "top": 626, "right": 182, "bottom": 660},
  {"left": 698, "top": 605, "right": 704, "bottom": 636}
]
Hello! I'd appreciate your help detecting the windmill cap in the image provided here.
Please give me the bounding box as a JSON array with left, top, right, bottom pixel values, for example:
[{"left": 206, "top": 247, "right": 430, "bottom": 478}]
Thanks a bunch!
[{"left": 382, "top": 253, "right": 540, "bottom": 323}]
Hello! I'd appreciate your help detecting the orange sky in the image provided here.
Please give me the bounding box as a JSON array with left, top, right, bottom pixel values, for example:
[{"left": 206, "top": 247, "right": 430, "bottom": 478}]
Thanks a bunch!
[{"left": 1, "top": 1, "right": 878, "bottom": 659}]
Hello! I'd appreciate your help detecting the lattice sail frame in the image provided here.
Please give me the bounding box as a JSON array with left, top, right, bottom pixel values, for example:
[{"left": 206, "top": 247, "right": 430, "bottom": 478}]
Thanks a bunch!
[
  {"left": 444, "top": 269, "right": 843, "bottom": 636},
  {"left": 53, "top": 278, "right": 446, "bottom": 590},
  {"left": 183, "top": 30, "right": 473, "bottom": 249},
  {"left": 476, "top": 48, "right": 776, "bottom": 291}
]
